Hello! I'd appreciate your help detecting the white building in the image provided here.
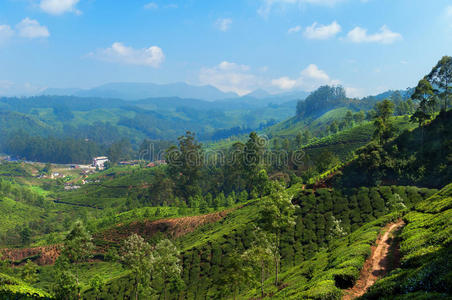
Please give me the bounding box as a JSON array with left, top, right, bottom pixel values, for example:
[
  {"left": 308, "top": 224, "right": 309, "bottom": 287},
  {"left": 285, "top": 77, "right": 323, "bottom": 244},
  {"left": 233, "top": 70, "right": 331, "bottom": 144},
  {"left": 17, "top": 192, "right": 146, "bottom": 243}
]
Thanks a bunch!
[{"left": 92, "top": 156, "right": 109, "bottom": 169}]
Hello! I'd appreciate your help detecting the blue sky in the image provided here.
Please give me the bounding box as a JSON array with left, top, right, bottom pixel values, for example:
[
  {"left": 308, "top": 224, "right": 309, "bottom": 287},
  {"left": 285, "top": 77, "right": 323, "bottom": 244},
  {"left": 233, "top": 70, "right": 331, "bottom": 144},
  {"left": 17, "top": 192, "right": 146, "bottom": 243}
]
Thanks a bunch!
[{"left": 0, "top": 0, "right": 451, "bottom": 97}]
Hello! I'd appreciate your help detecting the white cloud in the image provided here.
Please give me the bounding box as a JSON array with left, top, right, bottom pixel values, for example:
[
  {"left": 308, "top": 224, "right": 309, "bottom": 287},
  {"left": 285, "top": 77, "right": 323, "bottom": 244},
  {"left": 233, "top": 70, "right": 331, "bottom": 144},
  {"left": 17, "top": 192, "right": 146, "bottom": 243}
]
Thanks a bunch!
[
  {"left": 144, "top": 2, "right": 158, "bottom": 9},
  {"left": 400, "top": 60, "right": 408, "bottom": 65},
  {"left": 303, "top": 21, "right": 341, "bottom": 39},
  {"left": 447, "top": 5, "right": 452, "bottom": 17},
  {"left": 90, "top": 42, "right": 165, "bottom": 67},
  {"left": 40, "top": 0, "right": 81, "bottom": 15},
  {"left": 347, "top": 25, "right": 402, "bottom": 44},
  {"left": 288, "top": 25, "right": 301, "bottom": 34},
  {"left": 272, "top": 64, "right": 340, "bottom": 91},
  {"left": 0, "top": 25, "right": 14, "bottom": 43},
  {"left": 272, "top": 77, "right": 297, "bottom": 89},
  {"left": 258, "top": 0, "right": 344, "bottom": 17},
  {"left": 446, "top": 5, "right": 452, "bottom": 27},
  {"left": 16, "top": 18, "right": 49, "bottom": 38},
  {"left": 0, "top": 80, "right": 46, "bottom": 96},
  {"left": 0, "top": 80, "right": 14, "bottom": 91},
  {"left": 215, "top": 18, "right": 232, "bottom": 32},
  {"left": 199, "top": 61, "right": 259, "bottom": 96},
  {"left": 301, "top": 64, "right": 331, "bottom": 81},
  {"left": 344, "top": 87, "right": 363, "bottom": 98}
]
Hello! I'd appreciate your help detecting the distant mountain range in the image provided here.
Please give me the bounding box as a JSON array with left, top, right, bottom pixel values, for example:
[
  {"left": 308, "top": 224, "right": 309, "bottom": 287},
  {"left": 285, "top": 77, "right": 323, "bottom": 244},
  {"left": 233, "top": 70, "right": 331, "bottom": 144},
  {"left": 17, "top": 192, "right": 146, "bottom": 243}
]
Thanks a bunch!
[
  {"left": 42, "top": 82, "right": 240, "bottom": 101},
  {"left": 40, "top": 81, "right": 412, "bottom": 106},
  {"left": 41, "top": 82, "right": 311, "bottom": 103}
]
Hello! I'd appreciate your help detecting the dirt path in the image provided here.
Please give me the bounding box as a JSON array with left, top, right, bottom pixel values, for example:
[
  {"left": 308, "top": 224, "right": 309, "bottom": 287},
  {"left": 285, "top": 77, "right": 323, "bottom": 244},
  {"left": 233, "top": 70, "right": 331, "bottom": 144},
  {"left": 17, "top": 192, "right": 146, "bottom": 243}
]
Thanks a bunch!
[{"left": 342, "top": 220, "right": 405, "bottom": 300}]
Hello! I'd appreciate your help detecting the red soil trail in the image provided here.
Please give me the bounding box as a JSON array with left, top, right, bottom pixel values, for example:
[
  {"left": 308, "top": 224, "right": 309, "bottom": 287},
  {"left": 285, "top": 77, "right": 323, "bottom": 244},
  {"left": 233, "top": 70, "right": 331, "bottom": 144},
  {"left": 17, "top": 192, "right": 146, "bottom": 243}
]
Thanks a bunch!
[{"left": 342, "top": 220, "right": 405, "bottom": 300}]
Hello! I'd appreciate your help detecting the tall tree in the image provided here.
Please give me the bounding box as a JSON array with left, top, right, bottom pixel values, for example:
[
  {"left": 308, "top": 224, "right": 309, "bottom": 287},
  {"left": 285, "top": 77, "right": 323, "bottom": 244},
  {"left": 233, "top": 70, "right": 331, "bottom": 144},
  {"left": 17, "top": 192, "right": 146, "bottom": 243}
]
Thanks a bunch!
[
  {"left": 243, "top": 132, "right": 266, "bottom": 192},
  {"left": 411, "top": 78, "right": 435, "bottom": 151},
  {"left": 58, "top": 220, "right": 95, "bottom": 299},
  {"left": 21, "top": 259, "right": 38, "bottom": 283},
  {"left": 242, "top": 228, "right": 274, "bottom": 298},
  {"left": 166, "top": 131, "right": 203, "bottom": 198},
  {"left": 214, "top": 251, "right": 254, "bottom": 300},
  {"left": 427, "top": 56, "right": 452, "bottom": 111},
  {"left": 344, "top": 110, "right": 354, "bottom": 127},
  {"left": 412, "top": 78, "right": 435, "bottom": 117},
  {"left": 120, "top": 234, "right": 154, "bottom": 300},
  {"left": 153, "top": 239, "right": 183, "bottom": 300},
  {"left": 373, "top": 99, "right": 395, "bottom": 144},
  {"left": 258, "top": 183, "right": 295, "bottom": 286}
]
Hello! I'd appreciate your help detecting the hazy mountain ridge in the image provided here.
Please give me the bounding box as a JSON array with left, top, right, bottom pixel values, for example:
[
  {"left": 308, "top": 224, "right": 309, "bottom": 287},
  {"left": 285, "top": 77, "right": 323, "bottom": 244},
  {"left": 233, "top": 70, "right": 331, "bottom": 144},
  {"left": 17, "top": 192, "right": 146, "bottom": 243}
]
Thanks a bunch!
[{"left": 41, "top": 82, "right": 239, "bottom": 101}]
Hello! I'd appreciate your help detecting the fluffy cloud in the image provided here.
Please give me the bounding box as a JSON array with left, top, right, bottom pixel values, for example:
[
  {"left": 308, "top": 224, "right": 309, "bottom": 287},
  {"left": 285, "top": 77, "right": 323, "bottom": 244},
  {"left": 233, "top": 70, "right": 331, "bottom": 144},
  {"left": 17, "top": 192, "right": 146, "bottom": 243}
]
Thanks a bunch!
[
  {"left": 271, "top": 77, "right": 297, "bottom": 89},
  {"left": 347, "top": 25, "right": 402, "bottom": 44},
  {"left": 303, "top": 21, "right": 341, "bottom": 39},
  {"left": 446, "top": 5, "right": 452, "bottom": 27},
  {"left": 16, "top": 18, "right": 50, "bottom": 38},
  {"left": 90, "top": 42, "right": 165, "bottom": 67},
  {"left": 272, "top": 64, "right": 340, "bottom": 91},
  {"left": 144, "top": 2, "right": 158, "bottom": 9},
  {"left": 447, "top": 5, "right": 452, "bottom": 17},
  {"left": 344, "top": 87, "right": 363, "bottom": 98},
  {"left": 215, "top": 18, "right": 232, "bottom": 32},
  {"left": 288, "top": 25, "right": 301, "bottom": 34},
  {"left": 40, "top": 0, "right": 81, "bottom": 15},
  {"left": 199, "top": 61, "right": 259, "bottom": 96},
  {"left": 0, "top": 80, "right": 45, "bottom": 96},
  {"left": 0, "top": 25, "right": 14, "bottom": 43},
  {"left": 258, "top": 0, "right": 344, "bottom": 17}
]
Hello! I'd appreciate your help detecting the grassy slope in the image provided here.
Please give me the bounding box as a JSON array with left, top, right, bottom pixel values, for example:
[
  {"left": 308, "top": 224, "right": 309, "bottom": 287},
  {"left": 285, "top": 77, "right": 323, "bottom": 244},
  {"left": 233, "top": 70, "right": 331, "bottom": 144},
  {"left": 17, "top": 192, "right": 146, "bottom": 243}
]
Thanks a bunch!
[
  {"left": 0, "top": 197, "right": 44, "bottom": 236},
  {"left": 79, "top": 184, "right": 435, "bottom": 299},
  {"left": 243, "top": 183, "right": 452, "bottom": 299},
  {"left": 244, "top": 214, "right": 401, "bottom": 299},
  {"left": 302, "top": 116, "right": 415, "bottom": 160},
  {"left": 0, "top": 272, "right": 51, "bottom": 299},
  {"left": 362, "top": 183, "right": 452, "bottom": 299}
]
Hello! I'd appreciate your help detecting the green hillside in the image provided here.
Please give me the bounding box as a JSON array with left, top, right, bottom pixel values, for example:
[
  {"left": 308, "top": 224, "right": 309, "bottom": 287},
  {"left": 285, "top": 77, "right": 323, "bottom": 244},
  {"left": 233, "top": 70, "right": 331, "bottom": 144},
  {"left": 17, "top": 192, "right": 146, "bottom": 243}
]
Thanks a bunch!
[
  {"left": 75, "top": 184, "right": 435, "bottom": 299},
  {"left": 338, "top": 110, "right": 452, "bottom": 188},
  {"left": 0, "top": 272, "right": 51, "bottom": 299},
  {"left": 363, "top": 183, "right": 452, "bottom": 299}
]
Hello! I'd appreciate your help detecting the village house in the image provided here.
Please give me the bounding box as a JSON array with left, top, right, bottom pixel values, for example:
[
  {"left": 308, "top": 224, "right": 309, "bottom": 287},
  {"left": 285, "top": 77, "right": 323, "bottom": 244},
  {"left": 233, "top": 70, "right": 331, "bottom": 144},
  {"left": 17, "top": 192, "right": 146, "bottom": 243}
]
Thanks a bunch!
[{"left": 92, "top": 156, "right": 109, "bottom": 170}]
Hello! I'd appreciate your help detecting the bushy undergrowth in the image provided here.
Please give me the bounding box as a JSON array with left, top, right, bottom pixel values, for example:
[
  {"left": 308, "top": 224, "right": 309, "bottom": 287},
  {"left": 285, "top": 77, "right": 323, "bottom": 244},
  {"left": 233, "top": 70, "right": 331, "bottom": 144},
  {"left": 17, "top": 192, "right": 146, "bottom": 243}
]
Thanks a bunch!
[{"left": 0, "top": 272, "right": 51, "bottom": 299}]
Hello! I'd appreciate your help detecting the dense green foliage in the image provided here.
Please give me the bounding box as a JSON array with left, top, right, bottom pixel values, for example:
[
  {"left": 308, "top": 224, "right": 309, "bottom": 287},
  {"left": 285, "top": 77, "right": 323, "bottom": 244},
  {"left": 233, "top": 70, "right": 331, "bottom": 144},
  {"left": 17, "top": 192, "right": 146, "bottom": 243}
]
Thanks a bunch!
[
  {"left": 0, "top": 272, "right": 51, "bottom": 299},
  {"left": 339, "top": 110, "right": 452, "bottom": 188}
]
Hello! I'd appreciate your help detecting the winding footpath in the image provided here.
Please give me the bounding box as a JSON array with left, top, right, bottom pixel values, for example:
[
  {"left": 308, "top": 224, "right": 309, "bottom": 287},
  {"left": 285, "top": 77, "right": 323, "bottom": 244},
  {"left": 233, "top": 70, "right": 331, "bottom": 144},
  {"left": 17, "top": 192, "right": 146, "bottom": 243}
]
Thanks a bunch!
[{"left": 343, "top": 220, "right": 405, "bottom": 300}]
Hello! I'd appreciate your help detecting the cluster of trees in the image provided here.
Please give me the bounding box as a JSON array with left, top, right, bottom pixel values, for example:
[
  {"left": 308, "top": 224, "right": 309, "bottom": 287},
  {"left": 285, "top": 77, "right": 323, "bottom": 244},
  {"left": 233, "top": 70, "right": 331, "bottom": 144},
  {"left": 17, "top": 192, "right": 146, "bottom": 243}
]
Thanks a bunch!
[
  {"left": 296, "top": 86, "right": 348, "bottom": 119},
  {"left": 164, "top": 131, "right": 274, "bottom": 203},
  {"left": 52, "top": 221, "right": 183, "bottom": 300},
  {"left": 1, "top": 130, "right": 135, "bottom": 164},
  {"left": 338, "top": 56, "right": 451, "bottom": 188},
  {"left": 1, "top": 131, "right": 105, "bottom": 164},
  {"left": 327, "top": 110, "right": 366, "bottom": 134},
  {"left": 411, "top": 56, "right": 451, "bottom": 126}
]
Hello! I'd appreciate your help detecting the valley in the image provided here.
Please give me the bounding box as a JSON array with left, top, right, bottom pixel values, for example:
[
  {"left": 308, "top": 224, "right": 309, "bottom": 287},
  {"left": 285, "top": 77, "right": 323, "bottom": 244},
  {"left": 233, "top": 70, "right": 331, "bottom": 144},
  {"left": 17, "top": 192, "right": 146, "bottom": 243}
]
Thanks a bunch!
[{"left": 0, "top": 2, "right": 451, "bottom": 298}]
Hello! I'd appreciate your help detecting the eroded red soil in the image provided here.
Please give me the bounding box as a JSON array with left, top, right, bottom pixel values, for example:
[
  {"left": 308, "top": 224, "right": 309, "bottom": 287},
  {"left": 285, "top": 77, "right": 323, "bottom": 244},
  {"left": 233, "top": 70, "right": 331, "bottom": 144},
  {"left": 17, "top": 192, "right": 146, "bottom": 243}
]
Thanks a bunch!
[
  {"left": 342, "top": 220, "right": 405, "bottom": 300},
  {"left": 96, "top": 210, "right": 232, "bottom": 244}
]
